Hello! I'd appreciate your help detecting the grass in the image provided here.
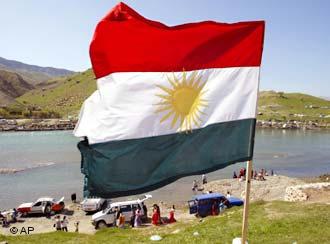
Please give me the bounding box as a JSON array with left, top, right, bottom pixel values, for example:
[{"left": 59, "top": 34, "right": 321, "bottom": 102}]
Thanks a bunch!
[
  {"left": 16, "top": 69, "right": 96, "bottom": 118},
  {"left": 258, "top": 91, "right": 330, "bottom": 123},
  {"left": 1, "top": 201, "right": 330, "bottom": 244}
]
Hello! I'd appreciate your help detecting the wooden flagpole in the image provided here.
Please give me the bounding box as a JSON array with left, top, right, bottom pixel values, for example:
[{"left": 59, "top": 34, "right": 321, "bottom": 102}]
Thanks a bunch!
[{"left": 241, "top": 160, "right": 253, "bottom": 244}]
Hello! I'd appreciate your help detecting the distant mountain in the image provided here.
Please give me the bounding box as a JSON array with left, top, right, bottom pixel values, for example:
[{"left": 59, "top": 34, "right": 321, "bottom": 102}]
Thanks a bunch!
[
  {"left": 320, "top": 96, "right": 330, "bottom": 101},
  {"left": 0, "top": 56, "right": 75, "bottom": 85},
  {"left": 0, "top": 69, "right": 34, "bottom": 105}
]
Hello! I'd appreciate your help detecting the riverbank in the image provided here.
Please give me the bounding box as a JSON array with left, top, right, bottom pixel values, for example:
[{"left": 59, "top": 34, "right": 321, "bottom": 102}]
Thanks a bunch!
[
  {"left": 0, "top": 118, "right": 329, "bottom": 131},
  {"left": 1, "top": 175, "right": 329, "bottom": 237}
]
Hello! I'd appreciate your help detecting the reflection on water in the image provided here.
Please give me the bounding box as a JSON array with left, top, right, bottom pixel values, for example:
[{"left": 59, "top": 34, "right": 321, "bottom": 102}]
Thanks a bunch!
[{"left": 0, "top": 129, "right": 329, "bottom": 209}]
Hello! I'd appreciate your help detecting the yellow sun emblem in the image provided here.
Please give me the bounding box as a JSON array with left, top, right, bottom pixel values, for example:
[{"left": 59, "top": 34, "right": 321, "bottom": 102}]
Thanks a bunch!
[{"left": 155, "top": 70, "right": 208, "bottom": 132}]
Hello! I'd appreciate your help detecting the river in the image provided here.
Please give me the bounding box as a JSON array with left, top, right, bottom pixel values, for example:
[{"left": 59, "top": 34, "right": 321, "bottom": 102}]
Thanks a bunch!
[{"left": 0, "top": 129, "right": 329, "bottom": 209}]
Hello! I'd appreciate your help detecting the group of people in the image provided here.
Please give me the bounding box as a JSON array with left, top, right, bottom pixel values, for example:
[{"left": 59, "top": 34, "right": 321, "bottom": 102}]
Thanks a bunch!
[
  {"left": 192, "top": 174, "right": 208, "bottom": 192},
  {"left": 151, "top": 204, "right": 176, "bottom": 226},
  {"left": 233, "top": 168, "right": 275, "bottom": 181},
  {"left": 53, "top": 215, "right": 69, "bottom": 231},
  {"left": 112, "top": 203, "right": 176, "bottom": 229},
  {"left": 53, "top": 215, "right": 79, "bottom": 232}
]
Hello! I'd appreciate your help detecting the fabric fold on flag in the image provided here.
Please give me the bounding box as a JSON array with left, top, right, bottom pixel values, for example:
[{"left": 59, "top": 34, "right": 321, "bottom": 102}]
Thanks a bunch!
[{"left": 74, "top": 2, "right": 265, "bottom": 198}]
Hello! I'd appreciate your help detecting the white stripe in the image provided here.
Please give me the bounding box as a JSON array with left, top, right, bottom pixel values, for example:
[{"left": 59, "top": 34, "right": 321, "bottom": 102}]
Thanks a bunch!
[{"left": 74, "top": 67, "right": 259, "bottom": 144}]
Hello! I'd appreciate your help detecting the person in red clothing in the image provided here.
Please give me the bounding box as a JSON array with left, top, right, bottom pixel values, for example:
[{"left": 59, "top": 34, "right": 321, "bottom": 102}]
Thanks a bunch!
[
  {"left": 168, "top": 205, "right": 176, "bottom": 223},
  {"left": 211, "top": 201, "right": 218, "bottom": 216},
  {"left": 152, "top": 205, "right": 160, "bottom": 225}
]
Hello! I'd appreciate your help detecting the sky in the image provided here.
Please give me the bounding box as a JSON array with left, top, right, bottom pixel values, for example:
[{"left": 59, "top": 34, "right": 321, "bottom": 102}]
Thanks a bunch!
[{"left": 0, "top": 0, "right": 329, "bottom": 97}]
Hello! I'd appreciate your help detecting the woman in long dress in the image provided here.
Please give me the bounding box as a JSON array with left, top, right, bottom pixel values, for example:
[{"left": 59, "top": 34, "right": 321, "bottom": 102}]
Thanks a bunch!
[
  {"left": 134, "top": 208, "right": 142, "bottom": 227},
  {"left": 168, "top": 205, "right": 176, "bottom": 223},
  {"left": 152, "top": 206, "right": 160, "bottom": 225}
]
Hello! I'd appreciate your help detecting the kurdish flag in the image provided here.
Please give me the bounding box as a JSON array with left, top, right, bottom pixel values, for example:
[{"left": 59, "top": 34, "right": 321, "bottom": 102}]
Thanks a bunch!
[{"left": 74, "top": 2, "right": 265, "bottom": 198}]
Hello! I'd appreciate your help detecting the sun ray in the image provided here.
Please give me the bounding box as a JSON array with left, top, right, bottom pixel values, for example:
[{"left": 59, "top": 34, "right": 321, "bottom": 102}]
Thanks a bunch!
[
  {"left": 188, "top": 71, "right": 198, "bottom": 86},
  {"left": 155, "top": 105, "right": 173, "bottom": 113},
  {"left": 156, "top": 94, "right": 171, "bottom": 100},
  {"left": 170, "top": 113, "right": 180, "bottom": 128},
  {"left": 166, "top": 75, "right": 178, "bottom": 89},
  {"left": 156, "top": 85, "right": 174, "bottom": 95},
  {"left": 155, "top": 70, "right": 208, "bottom": 132},
  {"left": 192, "top": 112, "right": 201, "bottom": 127},
  {"left": 160, "top": 110, "right": 175, "bottom": 123},
  {"left": 182, "top": 70, "right": 187, "bottom": 86},
  {"left": 192, "top": 76, "right": 203, "bottom": 89}
]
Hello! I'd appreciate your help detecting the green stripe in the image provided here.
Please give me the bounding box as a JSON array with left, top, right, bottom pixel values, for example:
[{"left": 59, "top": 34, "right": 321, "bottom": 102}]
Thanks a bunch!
[{"left": 78, "top": 118, "right": 255, "bottom": 198}]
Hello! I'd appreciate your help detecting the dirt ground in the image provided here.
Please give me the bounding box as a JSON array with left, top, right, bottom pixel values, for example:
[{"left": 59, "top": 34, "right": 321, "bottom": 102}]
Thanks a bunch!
[
  {"left": 204, "top": 175, "right": 305, "bottom": 201},
  {"left": 0, "top": 202, "right": 194, "bottom": 235}
]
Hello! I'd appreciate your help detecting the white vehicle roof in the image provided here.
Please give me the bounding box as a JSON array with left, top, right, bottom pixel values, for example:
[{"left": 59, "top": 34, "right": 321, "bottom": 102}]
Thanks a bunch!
[
  {"left": 109, "top": 194, "right": 152, "bottom": 208},
  {"left": 36, "top": 197, "right": 55, "bottom": 202},
  {"left": 81, "top": 198, "right": 105, "bottom": 204}
]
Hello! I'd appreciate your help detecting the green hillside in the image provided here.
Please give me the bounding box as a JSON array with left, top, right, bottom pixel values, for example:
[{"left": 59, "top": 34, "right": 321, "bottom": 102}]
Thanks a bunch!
[
  {"left": 16, "top": 69, "right": 96, "bottom": 118},
  {"left": 9, "top": 70, "right": 330, "bottom": 122},
  {"left": 258, "top": 91, "right": 330, "bottom": 122}
]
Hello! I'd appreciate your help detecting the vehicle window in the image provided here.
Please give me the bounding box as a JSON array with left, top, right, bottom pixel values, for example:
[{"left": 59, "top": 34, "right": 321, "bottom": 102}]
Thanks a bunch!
[
  {"left": 33, "top": 202, "right": 42, "bottom": 207},
  {"left": 188, "top": 201, "right": 196, "bottom": 207},
  {"left": 120, "top": 205, "right": 132, "bottom": 212},
  {"left": 132, "top": 204, "right": 139, "bottom": 210}
]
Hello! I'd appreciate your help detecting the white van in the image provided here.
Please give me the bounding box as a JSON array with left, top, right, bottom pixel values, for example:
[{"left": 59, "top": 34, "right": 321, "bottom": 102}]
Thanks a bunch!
[
  {"left": 91, "top": 194, "right": 152, "bottom": 229},
  {"left": 81, "top": 198, "right": 108, "bottom": 213}
]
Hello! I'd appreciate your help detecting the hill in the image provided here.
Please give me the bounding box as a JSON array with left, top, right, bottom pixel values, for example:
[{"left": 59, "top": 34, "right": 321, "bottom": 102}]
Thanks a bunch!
[
  {"left": 0, "top": 69, "right": 34, "bottom": 105},
  {"left": 0, "top": 56, "right": 75, "bottom": 85},
  {"left": 258, "top": 91, "right": 330, "bottom": 122},
  {"left": 15, "top": 70, "right": 330, "bottom": 123},
  {"left": 16, "top": 69, "right": 96, "bottom": 118}
]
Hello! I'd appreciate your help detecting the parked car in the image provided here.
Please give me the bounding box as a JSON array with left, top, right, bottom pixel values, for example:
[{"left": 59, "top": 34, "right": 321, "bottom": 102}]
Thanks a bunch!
[
  {"left": 92, "top": 194, "right": 152, "bottom": 229},
  {"left": 188, "top": 193, "right": 243, "bottom": 217},
  {"left": 81, "top": 198, "right": 108, "bottom": 213},
  {"left": 17, "top": 197, "right": 65, "bottom": 216}
]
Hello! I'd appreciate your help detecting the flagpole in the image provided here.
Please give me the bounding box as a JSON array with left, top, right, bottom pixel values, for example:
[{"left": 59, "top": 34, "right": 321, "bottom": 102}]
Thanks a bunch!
[
  {"left": 241, "top": 160, "right": 253, "bottom": 244},
  {"left": 239, "top": 40, "right": 263, "bottom": 243}
]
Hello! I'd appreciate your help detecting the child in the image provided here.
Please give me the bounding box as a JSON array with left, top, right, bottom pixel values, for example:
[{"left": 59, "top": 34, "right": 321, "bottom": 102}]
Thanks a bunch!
[{"left": 61, "top": 216, "right": 68, "bottom": 232}]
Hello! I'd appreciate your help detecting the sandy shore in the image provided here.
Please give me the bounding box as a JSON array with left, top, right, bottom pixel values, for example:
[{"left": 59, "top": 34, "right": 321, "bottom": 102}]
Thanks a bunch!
[
  {"left": 203, "top": 175, "right": 305, "bottom": 201},
  {"left": 0, "top": 202, "right": 193, "bottom": 236},
  {"left": 1, "top": 175, "right": 329, "bottom": 236}
]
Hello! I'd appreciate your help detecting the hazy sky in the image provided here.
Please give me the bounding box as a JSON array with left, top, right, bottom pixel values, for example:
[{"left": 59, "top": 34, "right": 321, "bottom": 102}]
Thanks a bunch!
[{"left": 0, "top": 0, "right": 329, "bottom": 97}]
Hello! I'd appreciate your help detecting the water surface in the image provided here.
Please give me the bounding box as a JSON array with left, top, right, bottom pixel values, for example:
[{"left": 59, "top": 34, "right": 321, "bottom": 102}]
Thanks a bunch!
[{"left": 0, "top": 129, "right": 329, "bottom": 209}]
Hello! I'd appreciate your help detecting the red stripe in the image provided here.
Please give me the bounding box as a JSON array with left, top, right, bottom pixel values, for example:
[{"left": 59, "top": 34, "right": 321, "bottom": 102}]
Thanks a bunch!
[{"left": 90, "top": 2, "right": 265, "bottom": 79}]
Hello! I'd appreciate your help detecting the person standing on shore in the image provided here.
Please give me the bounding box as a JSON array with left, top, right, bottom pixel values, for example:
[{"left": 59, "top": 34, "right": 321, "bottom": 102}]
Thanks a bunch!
[
  {"left": 211, "top": 201, "right": 218, "bottom": 216},
  {"left": 202, "top": 174, "right": 207, "bottom": 184},
  {"left": 114, "top": 207, "right": 120, "bottom": 226},
  {"left": 61, "top": 216, "right": 68, "bottom": 232},
  {"left": 74, "top": 221, "right": 79, "bottom": 232},
  {"left": 134, "top": 207, "right": 142, "bottom": 227},
  {"left": 168, "top": 205, "right": 176, "bottom": 223},
  {"left": 152, "top": 205, "right": 160, "bottom": 225},
  {"left": 192, "top": 180, "right": 198, "bottom": 192},
  {"left": 54, "top": 215, "right": 61, "bottom": 231},
  {"left": 118, "top": 212, "right": 125, "bottom": 228},
  {"left": 130, "top": 208, "right": 136, "bottom": 227},
  {"left": 142, "top": 202, "right": 148, "bottom": 222}
]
